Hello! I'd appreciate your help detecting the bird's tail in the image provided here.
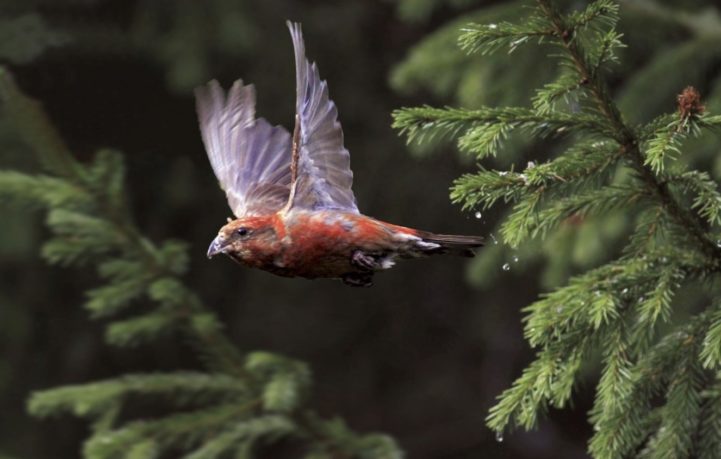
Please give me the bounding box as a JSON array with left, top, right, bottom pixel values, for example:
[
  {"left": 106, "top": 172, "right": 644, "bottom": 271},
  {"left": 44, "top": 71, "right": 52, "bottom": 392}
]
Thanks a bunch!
[{"left": 415, "top": 231, "right": 484, "bottom": 257}]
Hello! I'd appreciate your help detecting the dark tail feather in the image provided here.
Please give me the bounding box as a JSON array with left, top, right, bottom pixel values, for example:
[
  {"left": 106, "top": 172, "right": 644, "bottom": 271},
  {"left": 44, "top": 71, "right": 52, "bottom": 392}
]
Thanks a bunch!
[{"left": 417, "top": 231, "right": 484, "bottom": 257}]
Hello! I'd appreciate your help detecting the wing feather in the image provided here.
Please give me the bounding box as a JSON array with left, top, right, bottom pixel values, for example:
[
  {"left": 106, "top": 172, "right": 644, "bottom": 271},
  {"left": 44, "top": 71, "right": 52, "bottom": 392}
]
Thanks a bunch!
[
  {"left": 195, "top": 80, "right": 292, "bottom": 217},
  {"left": 286, "top": 21, "right": 359, "bottom": 214}
]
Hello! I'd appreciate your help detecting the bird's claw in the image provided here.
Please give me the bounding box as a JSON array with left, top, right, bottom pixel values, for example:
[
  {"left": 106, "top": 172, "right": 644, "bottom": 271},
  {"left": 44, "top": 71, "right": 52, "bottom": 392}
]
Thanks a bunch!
[{"left": 351, "top": 250, "right": 378, "bottom": 271}]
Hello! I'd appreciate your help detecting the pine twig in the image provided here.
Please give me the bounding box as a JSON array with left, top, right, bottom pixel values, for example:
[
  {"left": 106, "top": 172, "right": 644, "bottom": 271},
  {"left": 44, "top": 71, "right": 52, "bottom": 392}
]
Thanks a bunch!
[{"left": 535, "top": 0, "right": 721, "bottom": 266}]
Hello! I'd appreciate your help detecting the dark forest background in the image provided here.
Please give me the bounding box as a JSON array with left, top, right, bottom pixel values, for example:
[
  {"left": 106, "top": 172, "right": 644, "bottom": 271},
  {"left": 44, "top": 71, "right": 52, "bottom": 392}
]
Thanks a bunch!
[{"left": 2, "top": 0, "right": 720, "bottom": 458}]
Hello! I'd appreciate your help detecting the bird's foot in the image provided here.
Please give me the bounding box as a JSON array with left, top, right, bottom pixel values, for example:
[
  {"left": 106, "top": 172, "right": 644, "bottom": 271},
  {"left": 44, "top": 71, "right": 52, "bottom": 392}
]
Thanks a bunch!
[
  {"left": 351, "top": 250, "right": 378, "bottom": 271},
  {"left": 342, "top": 272, "right": 374, "bottom": 287}
]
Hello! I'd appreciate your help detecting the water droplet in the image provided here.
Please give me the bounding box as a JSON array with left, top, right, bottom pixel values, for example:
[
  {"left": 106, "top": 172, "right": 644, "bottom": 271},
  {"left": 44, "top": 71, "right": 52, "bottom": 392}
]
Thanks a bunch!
[
  {"left": 475, "top": 211, "right": 482, "bottom": 219},
  {"left": 512, "top": 255, "right": 519, "bottom": 263},
  {"left": 490, "top": 234, "right": 499, "bottom": 245},
  {"left": 716, "top": 240, "right": 721, "bottom": 248},
  {"left": 499, "top": 171, "right": 508, "bottom": 176},
  {"left": 495, "top": 431, "right": 504, "bottom": 442},
  {"left": 488, "top": 23, "right": 498, "bottom": 30},
  {"left": 502, "top": 263, "right": 511, "bottom": 271},
  {"left": 638, "top": 296, "right": 645, "bottom": 304},
  {"left": 622, "top": 288, "right": 629, "bottom": 295}
]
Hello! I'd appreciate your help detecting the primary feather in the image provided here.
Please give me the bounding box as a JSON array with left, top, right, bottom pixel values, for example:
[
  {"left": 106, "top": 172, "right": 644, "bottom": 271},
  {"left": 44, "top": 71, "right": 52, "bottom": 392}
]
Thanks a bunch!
[
  {"left": 195, "top": 80, "right": 292, "bottom": 217},
  {"left": 286, "top": 21, "right": 359, "bottom": 214}
]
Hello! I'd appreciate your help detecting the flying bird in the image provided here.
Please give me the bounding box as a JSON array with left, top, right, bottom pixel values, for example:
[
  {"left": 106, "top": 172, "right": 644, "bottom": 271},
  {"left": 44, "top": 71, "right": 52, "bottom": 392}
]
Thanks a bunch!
[{"left": 197, "top": 21, "right": 483, "bottom": 287}]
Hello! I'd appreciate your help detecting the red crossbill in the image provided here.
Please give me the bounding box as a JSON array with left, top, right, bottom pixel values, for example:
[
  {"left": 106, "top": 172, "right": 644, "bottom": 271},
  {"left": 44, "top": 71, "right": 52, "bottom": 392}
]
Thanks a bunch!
[{"left": 196, "top": 21, "right": 483, "bottom": 287}]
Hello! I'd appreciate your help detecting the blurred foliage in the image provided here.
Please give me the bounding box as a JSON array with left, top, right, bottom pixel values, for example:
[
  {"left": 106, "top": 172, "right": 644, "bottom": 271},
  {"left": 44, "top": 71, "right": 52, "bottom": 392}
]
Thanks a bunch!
[
  {"left": 0, "top": 68, "right": 401, "bottom": 457},
  {"left": 0, "top": 14, "right": 69, "bottom": 64},
  {"left": 2, "top": 0, "right": 259, "bottom": 92}
]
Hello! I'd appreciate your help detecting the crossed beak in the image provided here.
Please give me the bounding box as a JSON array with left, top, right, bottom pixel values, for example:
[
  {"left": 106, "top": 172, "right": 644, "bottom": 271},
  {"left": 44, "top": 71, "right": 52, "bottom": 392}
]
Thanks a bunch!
[{"left": 207, "top": 235, "right": 228, "bottom": 258}]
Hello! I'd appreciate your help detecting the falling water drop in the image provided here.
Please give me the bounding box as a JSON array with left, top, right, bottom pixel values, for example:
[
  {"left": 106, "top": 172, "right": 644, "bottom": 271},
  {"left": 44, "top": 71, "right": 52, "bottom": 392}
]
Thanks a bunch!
[
  {"left": 495, "top": 431, "right": 504, "bottom": 443},
  {"left": 512, "top": 255, "right": 519, "bottom": 263},
  {"left": 490, "top": 233, "right": 499, "bottom": 245},
  {"left": 475, "top": 211, "right": 482, "bottom": 219},
  {"left": 502, "top": 263, "right": 511, "bottom": 271}
]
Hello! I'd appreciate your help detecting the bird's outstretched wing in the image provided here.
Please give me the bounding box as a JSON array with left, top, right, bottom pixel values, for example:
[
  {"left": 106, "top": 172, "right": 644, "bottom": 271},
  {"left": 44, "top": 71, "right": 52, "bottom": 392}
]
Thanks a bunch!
[
  {"left": 195, "top": 80, "right": 292, "bottom": 217},
  {"left": 285, "top": 21, "right": 359, "bottom": 214}
]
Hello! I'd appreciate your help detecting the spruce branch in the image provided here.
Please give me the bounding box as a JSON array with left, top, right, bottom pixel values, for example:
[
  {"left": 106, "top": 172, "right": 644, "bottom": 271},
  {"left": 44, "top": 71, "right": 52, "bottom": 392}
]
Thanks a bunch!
[
  {"left": 501, "top": 184, "right": 647, "bottom": 247},
  {"left": 486, "top": 332, "right": 593, "bottom": 432},
  {"left": 667, "top": 170, "right": 721, "bottom": 228},
  {"left": 392, "top": 105, "right": 615, "bottom": 157},
  {"left": 535, "top": 0, "right": 721, "bottom": 263},
  {"left": 700, "top": 304, "right": 721, "bottom": 369},
  {"left": 0, "top": 67, "right": 244, "bottom": 373},
  {"left": 588, "top": 315, "right": 711, "bottom": 459},
  {"left": 28, "top": 372, "right": 250, "bottom": 418},
  {"left": 589, "top": 326, "right": 634, "bottom": 447},
  {"left": 458, "top": 17, "right": 553, "bottom": 56},
  {"left": 639, "top": 339, "right": 704, "bottom": 459},
  {"left": 451, "top": 140, "right": 624, "bottom": 213},
  {"left": 566, "top": 0, "right": 620, "bottom": 31},
  {"left": 394, "top": 1, "right": 721, "bottom": 453},
  {"left": 531, "top": 70, "right": 588, "bottom": 114},
  {"left": 698, "top": 377, "right": 721, "bottom": 458},
  {"left": 643, "top": 88, "right": 707, "bottom": 174}
]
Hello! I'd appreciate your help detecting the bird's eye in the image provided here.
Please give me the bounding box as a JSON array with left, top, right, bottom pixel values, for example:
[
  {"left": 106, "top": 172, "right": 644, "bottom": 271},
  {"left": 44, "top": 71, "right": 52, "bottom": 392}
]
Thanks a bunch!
[{"left": 236, "top": 227, "right": 250, "bottom": 237}]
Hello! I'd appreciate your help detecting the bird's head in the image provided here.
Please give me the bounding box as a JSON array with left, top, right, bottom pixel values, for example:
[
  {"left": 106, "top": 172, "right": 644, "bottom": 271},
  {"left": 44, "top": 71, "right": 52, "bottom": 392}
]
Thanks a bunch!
[{"left": 206, "top": 216, "right": 275, "bottom": 259}]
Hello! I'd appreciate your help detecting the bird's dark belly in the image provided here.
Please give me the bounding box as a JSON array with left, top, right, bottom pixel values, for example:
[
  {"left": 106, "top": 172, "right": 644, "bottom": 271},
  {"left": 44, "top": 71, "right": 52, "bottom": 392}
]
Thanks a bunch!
[
  {"left": 272, "top": 252, "right": 357, "bottom": 279},
  {"left": 265, "top": 251, "right": 376, "bottom": 287},
  {"left": 226, "top": 244, "right": 358, "bottom": 279}
]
